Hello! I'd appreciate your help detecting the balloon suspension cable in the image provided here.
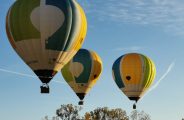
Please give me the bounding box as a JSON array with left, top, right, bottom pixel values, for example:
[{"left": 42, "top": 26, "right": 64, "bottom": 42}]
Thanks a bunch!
[
  {"left": 42, "top": 83, "right": 49, "bottom": 87},
  {"left": 38, "top": 76, "right": 53, "bottom": 79}
]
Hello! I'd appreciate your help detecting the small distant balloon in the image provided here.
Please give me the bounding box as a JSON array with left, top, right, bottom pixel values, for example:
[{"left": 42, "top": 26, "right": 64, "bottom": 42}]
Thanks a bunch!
[
  {"left": 61, "top": 49, "right": 103, "bottom": 105},
  {"left": 6, "top": 0, "right": 87, "bottom": 93},
  {"left": 112, "top": 53, "right": 156, "bottom": 109}
]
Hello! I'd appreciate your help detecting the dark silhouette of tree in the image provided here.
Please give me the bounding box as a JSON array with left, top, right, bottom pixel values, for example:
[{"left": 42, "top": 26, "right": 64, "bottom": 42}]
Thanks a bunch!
[
  {"left": 129, "top": 110, "right": 151, "bottom": 120},
  {"left": 84, "top": 107, "right": 129, "bottom": 120},
  {"left": 56, "top": 104, "right": 82, "bottom": 120}
]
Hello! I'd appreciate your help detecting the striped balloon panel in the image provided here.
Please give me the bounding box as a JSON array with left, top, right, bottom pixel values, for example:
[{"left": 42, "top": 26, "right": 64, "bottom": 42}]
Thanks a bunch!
[
  {"left": 112, "top": 53, "right": 156, "bottom": 99},
  {"left": 6, "top": 0, "right": 87, "bottom": 72},
  {"left": 61, "top": 49, "right": 102, "bottom": 94}
]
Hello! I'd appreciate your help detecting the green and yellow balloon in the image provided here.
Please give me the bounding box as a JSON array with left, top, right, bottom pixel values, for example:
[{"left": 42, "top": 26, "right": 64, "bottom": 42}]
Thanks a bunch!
[
  {"left": 6, "top": 0, "right": 87, "bottom": 93},
  {"left": 112, "top": 53, "right": 156, "bottom": 109},
  {"left": 61, "top": 49, "right": 103, "bottom": 105}
]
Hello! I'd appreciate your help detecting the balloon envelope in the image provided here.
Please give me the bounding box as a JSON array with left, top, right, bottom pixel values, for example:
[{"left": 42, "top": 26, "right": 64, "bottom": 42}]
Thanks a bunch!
[
  {"left": 112, "top": 53, "right": 156, "bottom": 102},
  {"left": 61, "top": 49, "right": 102, "bottom": 104},
  {"left": 6, "top": 0, "right": 87, "bottom": 92}
]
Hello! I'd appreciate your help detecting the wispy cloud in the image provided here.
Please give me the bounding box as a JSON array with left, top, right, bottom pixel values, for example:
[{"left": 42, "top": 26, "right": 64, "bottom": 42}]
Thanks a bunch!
[
  {"left": 0, "top": 68, "right": 36, "bottom": 78},
  {"left": 0, "top": 68, "right": 65, "bottom": 84},
  {"left": 141, "top": 61, "right": 175, "bottom": 100},
  {"left": 113, "top": 46, "right": 142, "bottom": 52},
  {"left": 78, "top": 0, "right": 184, "bottom": 35}
]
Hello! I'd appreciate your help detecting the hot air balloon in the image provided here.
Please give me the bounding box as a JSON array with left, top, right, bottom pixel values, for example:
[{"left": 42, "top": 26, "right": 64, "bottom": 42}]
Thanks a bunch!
[
  {"left": 6, "top": 0, "right": 87, "bottom": 93},
  {"left": 61, "top": 49, "right": 102, "bottom": 105},
  {"left": 112, "top": 53, "right": 156, "bottom": 109}
]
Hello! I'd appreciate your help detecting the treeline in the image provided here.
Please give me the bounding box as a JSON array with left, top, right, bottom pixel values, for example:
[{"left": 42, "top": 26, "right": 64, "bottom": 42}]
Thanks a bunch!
[{"left": 42, "top": 104, "right": 151, "bottom": 120}]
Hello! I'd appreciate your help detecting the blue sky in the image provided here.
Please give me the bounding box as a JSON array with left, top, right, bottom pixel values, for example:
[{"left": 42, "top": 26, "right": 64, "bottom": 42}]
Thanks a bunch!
[{"left": 1, "top": 0, "right": 184, "bottom": 119}]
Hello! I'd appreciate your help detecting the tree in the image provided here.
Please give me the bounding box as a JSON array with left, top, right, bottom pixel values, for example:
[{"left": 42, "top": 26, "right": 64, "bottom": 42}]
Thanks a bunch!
[
  {"left": 129, "top": 110, "right": 151, "bottom": 120},
  {"left": 42, "top": 116, "right": 59, "bottom": 120},
  {"left": 84, "top": 107, "right": 129, "bottom": 120},
  {"left": 42, "top": 116, "right": 48, "bottom": 120},
  {"left": 56, "top": 104, "right": 82, "bottom": 120}
]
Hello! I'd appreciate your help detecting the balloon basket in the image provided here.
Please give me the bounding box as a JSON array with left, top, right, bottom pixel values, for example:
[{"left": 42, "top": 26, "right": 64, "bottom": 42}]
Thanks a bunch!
[
  {"left": 78, "top": 101, "right": 84, "bottom": 105},
  {"left": 40, "top": 85, "right": 50, "bottom": 94},
  {"left": 133, "top": 103, "right": 136, "bottom": 109}
]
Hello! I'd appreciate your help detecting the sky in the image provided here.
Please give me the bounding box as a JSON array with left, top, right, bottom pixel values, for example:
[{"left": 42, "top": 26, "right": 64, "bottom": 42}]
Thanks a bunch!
[{"left": 1, "top": 0, "right": 184, "bottom": 119}]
